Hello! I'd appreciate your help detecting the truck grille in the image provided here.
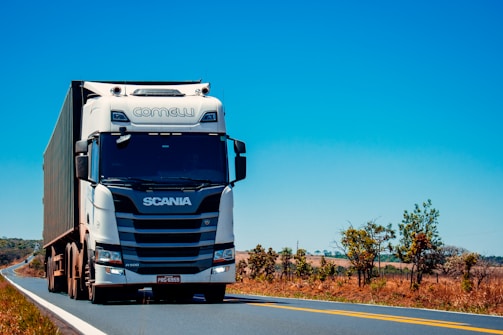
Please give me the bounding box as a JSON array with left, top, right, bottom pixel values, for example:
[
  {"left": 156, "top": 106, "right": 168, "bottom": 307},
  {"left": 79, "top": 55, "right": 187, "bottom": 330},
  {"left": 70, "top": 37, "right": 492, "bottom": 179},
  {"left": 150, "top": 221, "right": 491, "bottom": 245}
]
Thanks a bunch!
[{"left": 116, "top": 212, "right": 218, "bottom": 274}]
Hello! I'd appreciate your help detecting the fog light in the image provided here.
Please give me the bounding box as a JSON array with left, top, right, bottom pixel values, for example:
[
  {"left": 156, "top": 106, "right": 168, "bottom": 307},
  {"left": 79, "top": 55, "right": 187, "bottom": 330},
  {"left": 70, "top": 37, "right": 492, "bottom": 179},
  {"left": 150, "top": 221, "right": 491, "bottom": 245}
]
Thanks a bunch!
[
  {"left": 212, "top": 266, "right": 230, "bottom": 274},
  {"left": 105, "top": 267, "right": 125, "bottom": 275}
]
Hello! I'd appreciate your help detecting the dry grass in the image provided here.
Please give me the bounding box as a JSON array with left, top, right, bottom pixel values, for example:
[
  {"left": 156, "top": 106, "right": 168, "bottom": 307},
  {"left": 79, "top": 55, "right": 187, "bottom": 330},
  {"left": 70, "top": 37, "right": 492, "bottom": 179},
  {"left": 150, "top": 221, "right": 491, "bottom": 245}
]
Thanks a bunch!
[
  {"left": 229, "top": 276, "right": 503, "bottom": 315},
  {"left": 231, "top": 252, "right": 503, "bottom": 316},
  {"left": 0, "top": 274, "right": 60, "bottom": 335}
]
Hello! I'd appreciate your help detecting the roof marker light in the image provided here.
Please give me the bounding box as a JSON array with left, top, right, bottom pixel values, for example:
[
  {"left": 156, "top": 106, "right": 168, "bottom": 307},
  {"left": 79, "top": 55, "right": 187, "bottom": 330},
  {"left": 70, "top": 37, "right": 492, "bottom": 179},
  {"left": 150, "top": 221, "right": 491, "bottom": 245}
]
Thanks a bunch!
[
  {"left": 196, "top": 86, "right": 210, "bottom": 96},
  {"left": 111, "top": 86, "right": 122, "bottom": 96}
]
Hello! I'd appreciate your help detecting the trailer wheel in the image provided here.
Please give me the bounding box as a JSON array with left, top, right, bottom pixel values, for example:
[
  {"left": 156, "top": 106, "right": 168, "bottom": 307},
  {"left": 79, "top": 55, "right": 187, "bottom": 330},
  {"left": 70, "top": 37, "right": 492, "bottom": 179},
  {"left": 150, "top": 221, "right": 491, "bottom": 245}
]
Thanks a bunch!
[
  {"left": 47, "top": 256, "right": 54, "bottom": 292},
  {"left": 204, "top": 284, "right": 226, "bottom": 303},
  {"left": 49, "top": 247, "right": 64, "bottom": 293}
]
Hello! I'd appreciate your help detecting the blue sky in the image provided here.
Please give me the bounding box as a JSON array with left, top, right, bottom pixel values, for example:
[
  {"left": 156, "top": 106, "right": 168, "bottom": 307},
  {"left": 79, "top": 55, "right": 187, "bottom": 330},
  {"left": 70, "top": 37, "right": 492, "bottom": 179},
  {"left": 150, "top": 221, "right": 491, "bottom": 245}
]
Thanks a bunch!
[{"left": 1, "top": 1, "right": 502, "bottom": 256}]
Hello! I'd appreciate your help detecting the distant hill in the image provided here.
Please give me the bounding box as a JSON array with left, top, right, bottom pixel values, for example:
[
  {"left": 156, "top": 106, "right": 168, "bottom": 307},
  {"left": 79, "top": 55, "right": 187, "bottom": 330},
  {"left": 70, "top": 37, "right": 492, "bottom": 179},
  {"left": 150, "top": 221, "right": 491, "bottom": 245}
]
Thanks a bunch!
[
  {"left": 0, "top": 238, "right": 41, "bottom": 267},
  {"left": 484, "top": 255, "right": 503, "bottom": 266}
]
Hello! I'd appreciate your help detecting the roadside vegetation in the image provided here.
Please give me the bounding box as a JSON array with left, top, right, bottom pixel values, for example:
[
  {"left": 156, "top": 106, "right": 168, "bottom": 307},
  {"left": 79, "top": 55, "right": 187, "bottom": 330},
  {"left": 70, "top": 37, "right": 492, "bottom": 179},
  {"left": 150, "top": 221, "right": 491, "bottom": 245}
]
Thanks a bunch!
[
  {"left": 231, "top": 249, "right": 503, "bottom": 315},
  {"left": 0, "top": 238, "right": 40, "bottom": 266},
  {"left": 231, "top": 200, "right": 503, "bottom": 316},
  {"left": 1, "top": 239, "right": 59, "bottom": 334},
  {"left": 0, "top": 274, "right": 59, "bottom": 334}
]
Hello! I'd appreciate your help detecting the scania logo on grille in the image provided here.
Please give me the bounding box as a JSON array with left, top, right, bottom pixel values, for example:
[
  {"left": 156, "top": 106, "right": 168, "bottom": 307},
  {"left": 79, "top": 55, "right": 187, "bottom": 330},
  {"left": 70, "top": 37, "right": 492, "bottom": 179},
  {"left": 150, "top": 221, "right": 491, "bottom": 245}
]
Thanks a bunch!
[{"left": 143, "top": 196, "right": 192, "bottom": 207}]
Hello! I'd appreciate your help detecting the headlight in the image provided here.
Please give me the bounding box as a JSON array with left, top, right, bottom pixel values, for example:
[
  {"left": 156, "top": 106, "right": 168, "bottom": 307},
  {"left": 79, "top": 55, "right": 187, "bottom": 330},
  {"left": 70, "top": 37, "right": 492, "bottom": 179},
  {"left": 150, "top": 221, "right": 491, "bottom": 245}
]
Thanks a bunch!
[
  {"left": 213, "top": 248, "right": 234, "bottom": 263},
  {"left": 96, "top": 248, "right": 123, "bottom": 266}
]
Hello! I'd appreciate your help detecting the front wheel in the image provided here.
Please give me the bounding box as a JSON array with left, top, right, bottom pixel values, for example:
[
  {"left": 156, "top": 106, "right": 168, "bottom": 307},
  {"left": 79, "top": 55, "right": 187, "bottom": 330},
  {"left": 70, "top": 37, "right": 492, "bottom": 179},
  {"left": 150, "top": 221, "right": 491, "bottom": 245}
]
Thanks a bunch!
[
  {"left": 204, "top": 284, "right": 226, "bottom": 303},
  {"left": 91, "top": 285, "right": 107, "bottom": 304},
  {"left": 72, "top": 243, "right": 88, "bottom": 300}
]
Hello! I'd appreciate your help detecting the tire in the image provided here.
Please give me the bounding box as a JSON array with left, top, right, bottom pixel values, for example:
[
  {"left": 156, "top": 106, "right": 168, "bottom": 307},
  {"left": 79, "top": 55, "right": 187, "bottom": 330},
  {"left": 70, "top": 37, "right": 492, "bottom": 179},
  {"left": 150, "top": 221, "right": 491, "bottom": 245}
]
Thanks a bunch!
[
  {"left": 91, "top": 285, "right": 107, "bottom": 304},
  {"left": 204, "top": 284, "right": 226, "bottom": 303},
  {"left": 50, "top": 247, "right": 65, "bottom": 293},
  {"left": 72, "top": 243, "right": 88, "bottom": 300},
  {"left": 47, "top": 256, "right": 54, "bottom": 292}
]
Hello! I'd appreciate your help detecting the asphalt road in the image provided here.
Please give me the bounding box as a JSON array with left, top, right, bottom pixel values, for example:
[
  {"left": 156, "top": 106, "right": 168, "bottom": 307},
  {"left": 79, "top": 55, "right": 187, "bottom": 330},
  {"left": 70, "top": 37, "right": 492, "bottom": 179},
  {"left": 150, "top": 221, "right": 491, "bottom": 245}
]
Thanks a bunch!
[{"left": 2, "top": 262, "right": 503, "bottom": 335}]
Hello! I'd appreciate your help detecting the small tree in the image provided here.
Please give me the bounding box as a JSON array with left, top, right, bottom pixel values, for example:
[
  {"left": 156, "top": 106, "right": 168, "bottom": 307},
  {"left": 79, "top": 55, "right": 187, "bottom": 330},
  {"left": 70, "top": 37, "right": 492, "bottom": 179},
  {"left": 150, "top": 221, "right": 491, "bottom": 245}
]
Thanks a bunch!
[
  {"left": 236, "top": 259, "right": 248, "bottom": 282},
  {"left": 339, "top": 226, "right": 375, "bottom": 286},
  {"left": 461, "top": 253, "right": 478, "bottom": 292},
  {"left": 264, "top": 248, "right": 278, "bottom": 282},
  {"left": 472, "top": 257, "right": 494, "bottom": 288},
  {"left": 396, "top": 199, "right": 443, "bottom": 287},
  {"left": 364, "top": 221, "right": 395, "bottom": 276},
  {"left": 248, "top": 244, "right": 267, "bottom": 279},
  {"left": 294, "top": 248, "right": 313, "bottom": 279},
  {"left": 438, "top": 245, "right": 468, "bottom": 276},
  {"left": 318, "top": 256, "right": 336, "bottom": 282},
  {"left": 280, "top": 247, "right": 293, "bottom": 280}
]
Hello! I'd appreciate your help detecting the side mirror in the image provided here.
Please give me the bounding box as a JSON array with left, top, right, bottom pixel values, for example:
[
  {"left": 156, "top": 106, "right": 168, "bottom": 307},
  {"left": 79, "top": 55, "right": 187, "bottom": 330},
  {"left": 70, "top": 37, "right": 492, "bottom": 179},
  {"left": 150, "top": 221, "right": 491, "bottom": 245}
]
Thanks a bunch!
[
  {"left": 75, "top": 140, "right": 88, "bottom": 154},
  {"left": 75, "top": 155, "right": 89, "bottom": 181},
  {"left": 228, "top": 137, "right": 246, "bottom": 185},
  {"left": 234, "top": 140, "right": 246, "bottom": 154},
  {"left": 233, "top": 139, "right": 246, "bottom": 183},
  {"left": 235, "top": 156, "right": 246, "bottom": 182}
]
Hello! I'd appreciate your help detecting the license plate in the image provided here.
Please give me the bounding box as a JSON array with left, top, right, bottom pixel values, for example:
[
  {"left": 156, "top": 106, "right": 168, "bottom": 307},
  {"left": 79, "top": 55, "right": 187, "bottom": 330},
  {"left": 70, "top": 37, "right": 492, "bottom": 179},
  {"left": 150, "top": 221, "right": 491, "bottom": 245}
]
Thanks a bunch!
[{"left": 157, "top": 275, "right": 181, "bottom": 284}]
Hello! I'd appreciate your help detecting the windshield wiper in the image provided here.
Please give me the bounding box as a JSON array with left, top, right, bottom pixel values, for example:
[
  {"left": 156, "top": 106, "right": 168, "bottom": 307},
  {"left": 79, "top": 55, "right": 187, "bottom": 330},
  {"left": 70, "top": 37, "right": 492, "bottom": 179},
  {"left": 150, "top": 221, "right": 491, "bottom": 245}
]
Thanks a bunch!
[
  {"left": 101, "top": 177, "right": 153, "bottom": 187},
  {"left": 160, "top": 177, "right": 222, "bottom": 189},
  {"left": 101, "top": 177, "right": 221, "bottom": 190}
]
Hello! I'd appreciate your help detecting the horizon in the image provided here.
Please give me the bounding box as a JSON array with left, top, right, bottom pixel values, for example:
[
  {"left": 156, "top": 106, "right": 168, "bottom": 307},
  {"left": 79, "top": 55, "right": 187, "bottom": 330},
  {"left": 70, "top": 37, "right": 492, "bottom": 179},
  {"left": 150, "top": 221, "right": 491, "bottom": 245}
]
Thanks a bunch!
[{"left": 2, "top": 236, "right": 502, "bottom": 259}]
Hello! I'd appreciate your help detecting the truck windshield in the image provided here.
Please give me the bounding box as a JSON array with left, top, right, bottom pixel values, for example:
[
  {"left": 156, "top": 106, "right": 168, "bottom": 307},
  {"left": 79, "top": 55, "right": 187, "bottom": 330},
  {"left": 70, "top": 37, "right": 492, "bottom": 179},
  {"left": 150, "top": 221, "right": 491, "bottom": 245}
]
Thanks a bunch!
[{"left": 99, "top": 133, "right": 228, "bottom": 186}]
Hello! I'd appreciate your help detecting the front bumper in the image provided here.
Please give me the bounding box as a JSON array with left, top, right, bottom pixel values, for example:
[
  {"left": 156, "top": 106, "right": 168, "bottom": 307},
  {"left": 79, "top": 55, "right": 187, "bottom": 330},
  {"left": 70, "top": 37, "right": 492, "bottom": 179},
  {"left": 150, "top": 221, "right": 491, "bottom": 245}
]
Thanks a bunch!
[{"left": 94, "top": 263, "right": 235, "bottom": 287}]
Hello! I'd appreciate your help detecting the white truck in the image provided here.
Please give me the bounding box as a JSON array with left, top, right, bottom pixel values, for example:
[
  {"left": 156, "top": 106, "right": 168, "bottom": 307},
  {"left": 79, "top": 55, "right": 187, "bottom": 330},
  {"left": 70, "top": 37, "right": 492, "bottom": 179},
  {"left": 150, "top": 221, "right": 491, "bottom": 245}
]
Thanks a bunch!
[{"left": 43, "top": 81, "right": 246, "bottom": 303}]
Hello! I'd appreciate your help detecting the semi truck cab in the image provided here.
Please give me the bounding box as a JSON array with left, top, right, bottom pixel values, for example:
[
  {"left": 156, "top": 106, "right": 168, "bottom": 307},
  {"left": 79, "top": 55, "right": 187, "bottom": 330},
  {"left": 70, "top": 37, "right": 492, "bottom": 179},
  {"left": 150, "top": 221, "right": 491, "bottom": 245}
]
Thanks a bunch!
[{"left": 44, "top": 81, "right": 245, "bottom": 303}]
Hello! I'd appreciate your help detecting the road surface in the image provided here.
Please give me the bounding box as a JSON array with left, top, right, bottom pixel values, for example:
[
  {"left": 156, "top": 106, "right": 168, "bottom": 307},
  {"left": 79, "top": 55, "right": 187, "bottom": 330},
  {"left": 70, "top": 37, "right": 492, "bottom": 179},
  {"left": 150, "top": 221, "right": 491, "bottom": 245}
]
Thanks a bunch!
[{"left": 2, "top": 262, "right": 503, "bottom": 335}]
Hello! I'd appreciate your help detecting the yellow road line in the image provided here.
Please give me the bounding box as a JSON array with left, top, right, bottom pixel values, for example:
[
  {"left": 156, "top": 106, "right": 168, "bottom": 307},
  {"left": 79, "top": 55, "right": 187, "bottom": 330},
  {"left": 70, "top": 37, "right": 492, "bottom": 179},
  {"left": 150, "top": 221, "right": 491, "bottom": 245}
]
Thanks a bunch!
[{"left": 249, "top": 303, "right": 503, "bottom": 334}]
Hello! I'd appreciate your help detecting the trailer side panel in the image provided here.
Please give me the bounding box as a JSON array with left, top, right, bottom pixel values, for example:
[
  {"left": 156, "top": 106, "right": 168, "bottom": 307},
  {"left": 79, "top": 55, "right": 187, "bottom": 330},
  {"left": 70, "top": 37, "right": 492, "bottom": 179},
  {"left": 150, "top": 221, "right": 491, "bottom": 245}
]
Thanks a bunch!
[{"left": 43, "top": 82, "right": 82, "bottom": 247}]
